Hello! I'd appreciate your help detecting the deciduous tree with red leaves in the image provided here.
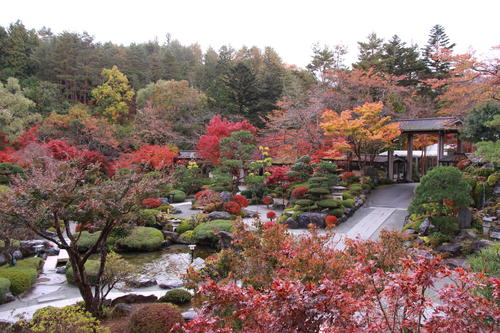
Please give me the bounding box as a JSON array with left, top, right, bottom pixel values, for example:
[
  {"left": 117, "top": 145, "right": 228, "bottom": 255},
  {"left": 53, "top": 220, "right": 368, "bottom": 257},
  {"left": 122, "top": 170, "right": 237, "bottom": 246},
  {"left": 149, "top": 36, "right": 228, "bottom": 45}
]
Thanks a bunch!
[
  {"left": 116, "top": 145, "right": 178, "bottom": 172},
  {"left": 196, "top": 115, "right": 256, "bottom": 164}
]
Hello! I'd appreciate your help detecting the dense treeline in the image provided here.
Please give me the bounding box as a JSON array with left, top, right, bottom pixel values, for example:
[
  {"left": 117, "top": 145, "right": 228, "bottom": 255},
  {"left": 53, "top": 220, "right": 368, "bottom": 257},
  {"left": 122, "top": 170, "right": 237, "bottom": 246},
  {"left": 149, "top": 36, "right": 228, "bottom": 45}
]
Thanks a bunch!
[{"left": 0, "top": 20, "right": 497, "bottom": 155}]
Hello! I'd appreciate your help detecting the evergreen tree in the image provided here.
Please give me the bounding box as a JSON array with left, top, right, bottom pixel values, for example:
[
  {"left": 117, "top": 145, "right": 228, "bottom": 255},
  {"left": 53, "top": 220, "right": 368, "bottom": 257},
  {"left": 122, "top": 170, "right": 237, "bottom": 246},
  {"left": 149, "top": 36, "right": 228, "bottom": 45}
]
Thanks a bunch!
[
  {"left": 307, "top": 44, "right": 335, "bottom": 82},
  {"left": 423, "top": 24, "right": 456, "bottom": 79},
  {"left": 225, "top": 61, "right": 260, "bottom": 123},
  {"left": 353, "top": 33, "right": 384, "bottom": 70}
]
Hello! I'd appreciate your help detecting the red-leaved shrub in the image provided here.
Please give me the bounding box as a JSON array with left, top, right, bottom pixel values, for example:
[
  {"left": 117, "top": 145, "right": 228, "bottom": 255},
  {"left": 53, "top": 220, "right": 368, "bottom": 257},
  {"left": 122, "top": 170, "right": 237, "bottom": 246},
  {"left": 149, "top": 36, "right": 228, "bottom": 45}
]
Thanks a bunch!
[
  {"left": 291, "top": 186, "right": 309, "bottom": 198},
  {"left": 195, "top": 190, "right": 221, "bottom": 207},
  {"left": 267, "top": 211, "right": 277, "bottom": 221},
  {"left": 325, "top": 215, "right": 338, "bottom": 228},
  {"left": 232, "top": 194, "right": 249, "bottom": 208},
  {"left": 262, "top": 197, "right": 273, "bottom": 207},
  {"left": 223, "top": 201, "right": 241, "bottom": 215},
  {"left": 341, "top": 171, "right": 356, "bottom": 182},
  {"left": 128, "top": 303, "right": 182, "bottom": 333},
  {"left": 142, "top": 198, "right": 162, "bottom": 209}
]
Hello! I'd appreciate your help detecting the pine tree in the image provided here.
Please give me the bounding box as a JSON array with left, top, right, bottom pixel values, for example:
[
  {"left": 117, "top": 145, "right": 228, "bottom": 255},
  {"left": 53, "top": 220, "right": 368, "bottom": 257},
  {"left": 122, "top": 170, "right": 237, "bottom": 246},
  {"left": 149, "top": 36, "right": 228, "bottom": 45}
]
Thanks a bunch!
[
  {"left": 423, "top": 24, "right": 456, "bottom": 78},
  {"left": 353, "top": 33, "right": 384, "bottom": 70}
]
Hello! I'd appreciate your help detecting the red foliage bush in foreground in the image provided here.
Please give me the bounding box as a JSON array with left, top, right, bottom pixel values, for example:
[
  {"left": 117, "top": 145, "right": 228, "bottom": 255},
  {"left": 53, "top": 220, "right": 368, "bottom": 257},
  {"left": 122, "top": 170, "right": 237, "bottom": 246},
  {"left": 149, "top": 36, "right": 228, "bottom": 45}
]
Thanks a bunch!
[
  {"left": 142, "top": 198, "right": 162, "bottom": 209},
  {"left": 325, "top": 215, "right": 338, "bottom": 228},
  {"left": 181, "top": 223, "right": 499, "bottom": 332}
]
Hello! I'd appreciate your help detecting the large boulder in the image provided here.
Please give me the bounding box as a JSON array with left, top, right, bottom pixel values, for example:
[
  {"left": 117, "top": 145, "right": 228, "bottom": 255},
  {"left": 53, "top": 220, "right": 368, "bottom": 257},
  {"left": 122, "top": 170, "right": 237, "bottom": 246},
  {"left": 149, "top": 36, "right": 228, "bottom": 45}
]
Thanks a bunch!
[
  {"left": 158, "top": 279, "right": 184, "bottom": 290},
  {"left": 436, "top": 243, "right": 463, "bottom": 256},
  {"left": 297, "top": 212, "right": 327, "bottom": 228},
  {"left": 456, "top": 229, "right": 478, "bottom": 241},
  {"left": 216, "top": 231, "right": 233, "bottom": 249},
  {"left": 111, "top": 303, "right": 133, "bottom": 318},
  {"left": 12, "top": 250, "right": 22, "bottom": 260},
  {"left": 19, "top": 240, "right": 50, "bottom": 257},
  {"left": 284, "top": 217, "right": 299, "bottom": 229},
  {"left": 220, "top": 191, "right": 232, "bottom": 203},
  {"left": 129, "top": 277, "right": 157, "bottom": 288},
  {"left": 471, "top": 239, "right": 493, "bottom": 252},
  {"left": 111, "top": 294, "right": 158, "bottom": 307},
  {"left": 0, "top": 254, "right": 7, "bottom": 266},
  {"left": 182, "top": 309, "right": 197, "bottom": 322},
  {"left": 418, "top": 217, "right": 436, "bottom": 236},
  {"left": 458, "top": 208, "right": 472, "bottom": 229},
  {"left": 207, "top": 211, "right": 232, "bottom": 221}
]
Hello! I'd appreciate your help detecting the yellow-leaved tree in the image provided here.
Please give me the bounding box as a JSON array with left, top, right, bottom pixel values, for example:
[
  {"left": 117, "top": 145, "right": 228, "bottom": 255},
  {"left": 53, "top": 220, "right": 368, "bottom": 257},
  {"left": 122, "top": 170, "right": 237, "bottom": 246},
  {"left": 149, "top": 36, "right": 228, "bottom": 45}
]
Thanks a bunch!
[
  {"left": 92, "top": 66, "right": 134, "bottom": 123},
  {"left": 320, "top": 102, "right": 400, "bottom": 173}
]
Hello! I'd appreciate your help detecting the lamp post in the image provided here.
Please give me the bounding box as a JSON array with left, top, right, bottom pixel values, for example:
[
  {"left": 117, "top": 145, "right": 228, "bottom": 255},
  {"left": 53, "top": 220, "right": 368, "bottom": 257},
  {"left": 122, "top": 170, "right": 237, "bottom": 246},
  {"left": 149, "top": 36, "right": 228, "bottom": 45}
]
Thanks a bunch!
[{"left": 188, "top": 244, "right": 196, "bottom": 264}]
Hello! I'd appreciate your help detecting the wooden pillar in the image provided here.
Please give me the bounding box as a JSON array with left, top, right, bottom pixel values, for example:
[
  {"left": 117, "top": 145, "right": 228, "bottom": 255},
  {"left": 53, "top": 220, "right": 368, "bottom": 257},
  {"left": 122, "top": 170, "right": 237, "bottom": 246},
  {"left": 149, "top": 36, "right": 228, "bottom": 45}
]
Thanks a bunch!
[
  {"left": 387, "top": 150, "right": 394, "bottom": 180},
  {"left": 457, "top": 135, "right": 463, "bottom": 153},
  {"left": 438, "top": 131, "right": 444, "bottom": 165},
  {"left": 406, "top": 133, "right": 413, "bottom": 182}
]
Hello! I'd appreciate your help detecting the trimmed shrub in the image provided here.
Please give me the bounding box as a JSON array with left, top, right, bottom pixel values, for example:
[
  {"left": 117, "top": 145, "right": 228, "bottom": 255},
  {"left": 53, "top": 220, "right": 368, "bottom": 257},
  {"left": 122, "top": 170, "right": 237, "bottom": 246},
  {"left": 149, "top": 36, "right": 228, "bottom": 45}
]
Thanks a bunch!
[
  {"left": 142, "top": 198, "right": 162, "bottom": 209},
  {"left": 116, "top": 227, "right": 164, "bottom": 252},
  {"left": 342, "top": 192, "right": 353, "bottom": 200},
  {"left": 342, "top": 199, "right": 355, "bottom": 208},
  {"left": 329, "top": 207, "right": 345, "bottom": 218},
  {"left": 128, "top": 303, "right": 183, "bottom": 333},
  {"left": 66, "top": 260, "right": 100, "bottom": 286},
  {"left": 0, "top": 277, "right": 11, "bottom": 303},
  {"left": 308, "top": 187, "right": 330, "bottom": 195},
  {"left": 167, "top": 190, "right": 186, "bottom": 203},
  {"left": 29, "top": 305, "right": 108, "bottom": 333},
  {"left": 159, "top": 289, "right": 192, "bottom": 305},
  {"left": 176, "top": 219, "right": 195, "bottom": 234},
  {"left": 192, "top": 220, "right": 234, "bottom": 244},
  {"left": 0, "top": 267, "right": 37, "bottom": 295},
  {"left": 291, "top": 185, "right": 309, "bottom": 198},
  {"left": 295, "top": 199, "right": 313, "bottom": 207},
  {"left": 267, "top": 211, "right": 277, "bottom": 220},
  {"left": 431, "top": 216, "right": 460, "bottom": 236},
  {"left": 135, "top": 209, "right": 160, "bottom": 227},
  {"left": 349, "top": 184, "right": 363, "bottom": 195},
  {"left": 325, "top": 216, "right": 338, "bottom": 228},
  {"left": 317, "top": 199, "right": 341, "bottom": 209},
  {"left": 179, "top": 230, "right": 194, "bottom": 243},
  {"left": 223, "top": 201, "right": 241, "bottom": 215},
  {"left": 232, "top": 194, "right": 249, "bottom": 208}
]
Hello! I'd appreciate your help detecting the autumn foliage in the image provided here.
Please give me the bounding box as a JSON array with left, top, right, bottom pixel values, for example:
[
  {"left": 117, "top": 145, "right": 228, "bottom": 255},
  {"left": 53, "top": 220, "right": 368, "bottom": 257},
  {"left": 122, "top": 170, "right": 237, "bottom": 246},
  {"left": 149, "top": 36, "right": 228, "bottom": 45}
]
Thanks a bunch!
[
  {"left": 223, "top": 201, "right": 241, "bottom": 215},
  {"left": 196, "top": 115, "right": 256, "bottom": 164},
  {"left": 321, "top": 102, "right": 400, "bottom": 171},
  {"left": 232, "top": 194, "right": 249, "bottom": 208},
  {"left": 183, "top": 222, "right": 499, "bottom": 332},
  {"left": 142, "top": 198, "right": 162, "bottom": 209},
  {"left": 116, "top": 145, "right": 178, "bottom": 171}
]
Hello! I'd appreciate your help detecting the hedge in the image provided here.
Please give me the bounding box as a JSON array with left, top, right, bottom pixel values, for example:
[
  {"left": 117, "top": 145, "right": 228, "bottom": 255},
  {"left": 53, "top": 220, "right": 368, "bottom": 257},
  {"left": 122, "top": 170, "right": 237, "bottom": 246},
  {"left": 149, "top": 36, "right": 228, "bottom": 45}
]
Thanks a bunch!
[
  {"left": 159, "top": 289, "right": 192, "bottom": 305},
  {"left": 308, "top": 187, "right": 330, "bottom": 195},
  {"left": 192, "top": 220, "right": 234, "bottom": 244},
  {"left": 66, "top": 259, "right": 100, "bottom": 286},
  {"left": 176, "top": 220, "right": 195, "bottom": 234},
  {"left": 317, "top": 199, "right": 341, "bottom": 209},
  {"left": 295, "top": 199, "right": 314, "bottom": 207},
  {"left": 115, "top": 227, "right": 164, "bottom": 252},
  {"left": 0, "top": 277, "right": 11, "bottom": 303},
  {"left": 167, "top": 190, "right": 186, "bottom": 203},
  {"left": 0, "top": 267, "right": 37, "bottom": 295},
  {"left": 329, "top": 207, "right": 345, "bottom": 218},
  {"left": 342, "top": 199, "right": 355, "bottom": 208}
]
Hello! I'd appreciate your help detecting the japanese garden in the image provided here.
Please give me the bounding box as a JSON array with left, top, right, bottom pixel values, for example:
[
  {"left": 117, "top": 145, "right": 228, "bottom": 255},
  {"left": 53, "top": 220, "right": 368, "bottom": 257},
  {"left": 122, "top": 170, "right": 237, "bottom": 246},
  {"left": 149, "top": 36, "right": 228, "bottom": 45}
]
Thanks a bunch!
[{"left": 0, "top": 12, "right": 498, "bottom": 333}]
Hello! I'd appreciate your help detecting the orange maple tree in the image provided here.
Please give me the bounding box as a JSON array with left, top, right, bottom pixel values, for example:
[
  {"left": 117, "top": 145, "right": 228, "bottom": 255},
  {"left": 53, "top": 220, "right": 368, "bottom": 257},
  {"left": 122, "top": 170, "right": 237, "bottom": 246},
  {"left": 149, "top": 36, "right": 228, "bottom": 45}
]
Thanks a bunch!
[{"left": 320, "top": 102, "right": 400, "bottom": 172}]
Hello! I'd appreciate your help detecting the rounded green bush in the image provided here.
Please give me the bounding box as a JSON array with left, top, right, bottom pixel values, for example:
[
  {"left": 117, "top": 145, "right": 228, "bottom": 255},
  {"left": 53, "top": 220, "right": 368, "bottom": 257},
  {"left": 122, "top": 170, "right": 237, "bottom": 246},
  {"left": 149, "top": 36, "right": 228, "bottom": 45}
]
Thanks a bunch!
[
  {"left": 0, "top": 277, "right": 11, "bottom": 303},
  {"left": 192, "top": 220, "right": 234, "bottom": 244},
  {"left": 66, "top": 260, "right": 100, "bottom": 286},
  {"left": 159, "top": 289, "right": 192, "bottom": 305},
  {"left": 342, "top": 192, "right": 353, "bottom": 200},
  {"left": 167, "top": 190, "right": 186, "bottom": 203},
  {"left": 329, "top": 207, "right": 345, "bottom": 218},
  {"left": 431, "top": 216, "right": 460, "bottom": 236},
  {"left": 29, "top": 305, "right": 107, "bottom": 333},
  {"left": 342, "top": 199, "right": 355, "bottom": 208},
  {"left": 487, "top": 172, "right": 500, "bottom": 186},
  {"left": 16, "top": 257, "right": 43, "bottom": 270},
  {"left": 308, "top": 187, "right": 330, "bottom": 195},
  {"left": 179, "top": 230, "right": 194, "bottom": 243},
  {"left": 176, "top": 219, "right": 195, "bottom": 234},
  {"left": 136, "top": 209, "right": 159, "bottom": 227},
  {"left": 308, "top": 176, "right": 328, "bottom": 183},
  {"left": 317, "top": 199, "right": 341, "bottom": 209},
  {"left": 116, "top": 227, "right": 164, "bottom": 252},
  {"left": 128, "top": 303, "right": 183, "bottom": 333},
  {"left": 295, "top": 199, "right": 313, "bottom": 207},
  {"left": 349, "top": 184, "right": 363, "bottom": 195},
  {"left": 0, "top": 267, "right": 37, "bottom": 295}
]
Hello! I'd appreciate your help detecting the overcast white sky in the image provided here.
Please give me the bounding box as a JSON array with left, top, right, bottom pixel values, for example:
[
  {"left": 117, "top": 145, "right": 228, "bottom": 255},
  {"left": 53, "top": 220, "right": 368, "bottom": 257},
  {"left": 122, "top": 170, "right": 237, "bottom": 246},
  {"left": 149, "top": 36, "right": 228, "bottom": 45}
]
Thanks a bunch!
[{"left": 2, "top": 0, "right": 499, "bottom": 67}]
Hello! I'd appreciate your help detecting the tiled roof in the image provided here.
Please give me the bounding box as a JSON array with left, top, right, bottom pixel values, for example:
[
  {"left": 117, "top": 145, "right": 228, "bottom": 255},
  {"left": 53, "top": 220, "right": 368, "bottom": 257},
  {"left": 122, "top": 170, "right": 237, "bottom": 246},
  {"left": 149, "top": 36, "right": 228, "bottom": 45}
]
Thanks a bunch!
[
  {"left": 177, "top": 150, "right": 200, "bottom": 159},
  {"left": 395, "top": 117, "right": 462, "bottom": 132}
]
